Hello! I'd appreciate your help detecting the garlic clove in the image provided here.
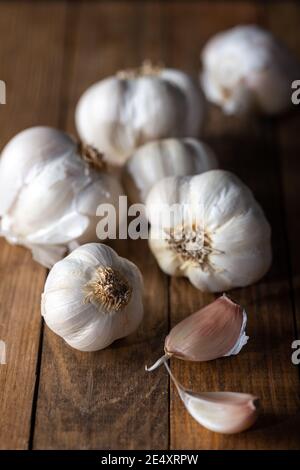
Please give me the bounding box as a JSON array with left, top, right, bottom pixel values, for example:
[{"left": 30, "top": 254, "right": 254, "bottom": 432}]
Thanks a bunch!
[
  {"left": 181, "top": 390, "right": 259, "bottom": 434},
  {"left": 0, "top": 127, "right": 76, "bottom": 217},
  {"left": 164, "top": 362, "right": 258, "bottom": 434},
  {"left": 165, "top": 295, "right": 248, "bottom": 362},
  {"left": 145, "top": 295, "right": 248, "bottom": 372}
]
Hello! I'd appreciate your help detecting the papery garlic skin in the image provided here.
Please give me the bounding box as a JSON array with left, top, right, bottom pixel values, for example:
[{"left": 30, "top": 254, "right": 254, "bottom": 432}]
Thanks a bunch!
[
  {"left": 146, "top": 170, "right": 272, "bottom": 292},
  {"left": 124, "top": 138, "right": 218, "bottom": 203},
  {"left": 42, "top": 243, "right": 143, "bottom": 351},
  {"left": 201, "top": 25, "right": 300, "bottom": 115},
  {"left": 75, "top": 67, "right": 205, "bottom": 166},
  {"left": 180, "top": 389, "right": 259, "bottom": 434},
  {"left": 0, "top": 127, "right": 124, "bottom": 268},
  {"left": 165, "top": 295, "right": 248, "bottom": 362}
]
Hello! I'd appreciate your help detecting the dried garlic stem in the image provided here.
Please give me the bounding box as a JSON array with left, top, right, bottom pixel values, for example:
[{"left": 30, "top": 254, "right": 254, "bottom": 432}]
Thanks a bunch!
[
  {"left": 145, "top": 353, "right": 171, "bottom": 372},
  {"left": 84, "top": 266, "right": 132, "bottom": 314},
  {"left": 78, "top": 141, "right": 107, "bottom": 171},
  {"left": 117, "top": 60, "right": 163, "bottom": 79},
  {"left": 166, "top": 224, "right": 223, "bottom": 271}
]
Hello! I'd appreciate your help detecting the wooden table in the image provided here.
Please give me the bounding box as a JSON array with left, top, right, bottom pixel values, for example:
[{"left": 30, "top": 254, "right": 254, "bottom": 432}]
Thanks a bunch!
[{"left": 0, "top": 0, "right": 300, "bottom": 450}]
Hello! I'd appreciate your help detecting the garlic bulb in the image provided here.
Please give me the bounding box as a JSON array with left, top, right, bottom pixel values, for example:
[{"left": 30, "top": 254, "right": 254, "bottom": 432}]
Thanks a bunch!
[
  {"left": 42, "top": 243, "right": 143, "bottom": 351},
  {"left": 164, "top": 362, "right": 258, "bottom": 434},
  {"left": 75, "top": 62, "right": 205, "bottom": 166},
  {"left": 0, "top": 127, "right": 124, "bottom": 268},
  {"left": 201, "top": 25, "right": 300, "bottom": 115},
  {"left": 124, "top": 138, "right": 218, "bottom": 203},
  {"left": 147, "top": 295, "right": 248, "bottom": 371},
  {"left": 146, "top": 170, "right": 272, "bottom": 292}
]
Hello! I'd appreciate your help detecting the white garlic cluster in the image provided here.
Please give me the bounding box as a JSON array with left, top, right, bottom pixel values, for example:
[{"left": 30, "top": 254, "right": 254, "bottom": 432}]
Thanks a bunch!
[
  {"left": 42, "top": 243, "right": 143, "bottom": 351},
  {"left": 124, "top": 137, "right": 218, "bottom": 203},
  {"left": 146, "top": 170, "right": 272, "bottom": 292},
  {"left": 76, "top": 63, "right": 205, "bottom": 166},
  {"left": 0, "top": 127, "right": 124, "bottom": 268},
  {"left": 201, "top": 25, "right": 300, "bottom": 115}
]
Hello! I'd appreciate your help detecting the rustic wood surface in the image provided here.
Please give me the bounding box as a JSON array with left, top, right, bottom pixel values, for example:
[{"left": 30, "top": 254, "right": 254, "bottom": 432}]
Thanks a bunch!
[{"left": 0, "top": 0, "right": 299, "bottom": 450}]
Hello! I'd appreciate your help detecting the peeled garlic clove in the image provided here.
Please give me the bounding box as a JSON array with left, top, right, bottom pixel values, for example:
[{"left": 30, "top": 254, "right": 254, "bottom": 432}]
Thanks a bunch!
[
  {"left": 75, "top": 63, "right": 205, "bottom": 166},
  {"left": 201, "top": 25, "right": 300, "bottom": 115},
  {"left": 123, "top": 138, "right": 218, "bottom": 203},
  {"left": 42, "top": 243, "right": 143, "bottom": 351},
  {"left": 165, "top": 295, "right": 248, "bottom": 362},
  {"left": 0, "top": 127, "right": 124, "bottom": 268},
  {"left": 146, "top": 170, "right": 272, "bottom": 292}
]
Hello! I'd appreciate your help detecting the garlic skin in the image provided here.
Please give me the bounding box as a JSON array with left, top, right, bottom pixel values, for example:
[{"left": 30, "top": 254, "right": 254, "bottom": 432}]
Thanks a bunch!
[
  {"left": 0, "top": 127, "right": 124, "bottom": 268},
  {"left": 75, "top": 65, "right": 205, "bottom": 166},
  {"left": 124, "top": 138, "right": 218, "bottom": 203},
  {"left": 42, "top": 243, "right": 143, "bottom": 351},
  {"left": 201, "top": 25, "right": 300, "bottom": 115},
  {"left": 146, "top": 170, "right": 272, "bottom": 292}
]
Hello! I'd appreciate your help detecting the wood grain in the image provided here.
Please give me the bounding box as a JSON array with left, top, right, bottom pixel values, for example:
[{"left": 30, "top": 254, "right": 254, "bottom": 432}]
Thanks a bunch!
[
  {"left": 0, "top": 1, "right": 67, "bottom": 449},
  {"left": 0, "top": 0, "right": 299, "bottom": 450},
  {"left": 32, "top": 1, "right": 169, "bottom": 450},
  {"left": 266, "top": 0, "right": 300, "bottom": 355},
  {"left": 164, "top": 1, "right": 300, "bottom": 449}
]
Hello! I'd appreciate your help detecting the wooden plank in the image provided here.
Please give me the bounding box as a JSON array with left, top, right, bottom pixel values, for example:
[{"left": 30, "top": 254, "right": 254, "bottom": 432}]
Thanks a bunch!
[
  {"left": 164, "top": 1, "right": 300, "bottom": 449},
  {"left": 33, "top": 1, "right": 169, "bottom": 450},
  {"left": 0, "top": 1, "right": 67, "bottom": 449},
  {"left": 266, "top": 0, "right": 300, "bottom": 357}
]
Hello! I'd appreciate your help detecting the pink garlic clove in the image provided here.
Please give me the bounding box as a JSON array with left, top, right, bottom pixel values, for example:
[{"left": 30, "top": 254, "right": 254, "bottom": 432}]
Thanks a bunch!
[{"left": 165, "top": 294, "right": 248, "bottom": 362}]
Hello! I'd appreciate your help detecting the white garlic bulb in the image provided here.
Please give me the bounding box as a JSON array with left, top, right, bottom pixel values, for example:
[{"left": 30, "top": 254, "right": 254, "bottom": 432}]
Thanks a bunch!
[
  {"left": 75, "top": 62, "right": 206, "bottom": 166},
  {"left": 146, "top": 170, "right": 271, "bottom": 292},
  {"left": 42, "top": 243, "right": 143, "bottom": 351},
  {"left": 201, "top": 25, "right": 300, "bottom": 115},
  {"left": 0, "top": 127, "right": 124, "bottom": 268},
  {"left": 124, "top": 138, "right": 218, "bottom": 203}
]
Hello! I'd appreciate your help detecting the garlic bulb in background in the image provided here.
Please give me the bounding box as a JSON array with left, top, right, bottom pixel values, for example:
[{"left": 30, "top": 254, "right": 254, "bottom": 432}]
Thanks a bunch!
[
  {"left": 164, "top": 361, "right": 258, "bottom": 434},
  {"left": 42, "top": 243, "right": 143, "bottom": 351},
  {"left": 0, "top": 127, "right": 124, "bottom": 268},
  {"left": 124, "top": 137, "right": 218, "bottom": 203},
  {"left": 146, "top": 170, "right": 272, "bottom": 292},
  {"left": 147, "top": 295, "right": 248, "bottom": 371},
  {"left": 201, "top": 25, "right": 300, "bottom": 115},
  {"left": 76, "top": 62, "right": 205, "bottom": 166}
]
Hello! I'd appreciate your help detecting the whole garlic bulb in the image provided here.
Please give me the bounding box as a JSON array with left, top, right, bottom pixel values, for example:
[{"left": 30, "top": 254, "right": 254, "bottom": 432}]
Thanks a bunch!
[
  {"left": 42, "top": 243, "right": 143, "bottom": 351},
  {"left": 0, "top": 127, "right": 124, "bottom": 268},
  {"left": 146, "top": 170, "right": 272, "bottom": 292},
  {"left": 124, "top": 138, "right": 218, "bottom": 203},
  {"left": 201, "top": 25, "right": 300, "bottom": 115},
  {"left": 75, "top": 62, "right": 205, "bottom": 166}
]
